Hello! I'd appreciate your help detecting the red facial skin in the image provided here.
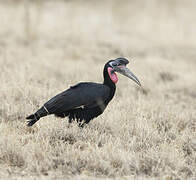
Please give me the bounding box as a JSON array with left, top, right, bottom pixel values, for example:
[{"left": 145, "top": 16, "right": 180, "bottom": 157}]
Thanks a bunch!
[{"left": 107, "top": 67, "right": 118, "bottom": 84}]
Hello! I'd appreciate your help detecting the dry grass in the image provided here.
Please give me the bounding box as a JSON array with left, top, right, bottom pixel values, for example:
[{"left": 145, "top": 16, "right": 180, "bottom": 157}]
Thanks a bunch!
[{"left": 0, "top": 0, "right": 196, "bottom": 179}]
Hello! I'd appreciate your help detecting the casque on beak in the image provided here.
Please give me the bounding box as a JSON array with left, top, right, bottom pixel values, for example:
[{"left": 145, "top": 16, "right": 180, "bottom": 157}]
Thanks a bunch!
[{"left": 112, "top": 58, "right": 141, "bottom": 86}]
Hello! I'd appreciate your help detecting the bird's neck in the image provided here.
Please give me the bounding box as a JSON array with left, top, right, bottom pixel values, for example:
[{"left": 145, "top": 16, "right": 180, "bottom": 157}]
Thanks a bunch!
[
  {"left": 103, "top": 75, "right": 116, "bottom": 101},
  {"left": 102, "top": 66, "right": 117, "bottom": 101}
]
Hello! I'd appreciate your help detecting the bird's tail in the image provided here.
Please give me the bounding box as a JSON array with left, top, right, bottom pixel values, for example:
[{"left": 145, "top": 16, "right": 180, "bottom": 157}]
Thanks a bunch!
[
  {"left": 26, "top": 114, "right": 40, "bottom": 126},
  {"left": 26, "top": 106, "right": 49, "bottom": 126}
]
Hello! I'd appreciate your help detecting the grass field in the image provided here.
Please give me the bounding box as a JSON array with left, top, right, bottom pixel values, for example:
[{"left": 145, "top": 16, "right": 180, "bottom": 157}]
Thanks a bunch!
[{"left": 0, "top": 0, "right": 196, "bottom": 179}]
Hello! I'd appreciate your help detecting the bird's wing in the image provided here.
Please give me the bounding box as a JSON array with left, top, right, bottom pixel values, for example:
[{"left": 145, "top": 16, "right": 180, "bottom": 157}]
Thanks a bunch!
[{"left": 44, "top": 82, "right": 110, "bottom": 114}]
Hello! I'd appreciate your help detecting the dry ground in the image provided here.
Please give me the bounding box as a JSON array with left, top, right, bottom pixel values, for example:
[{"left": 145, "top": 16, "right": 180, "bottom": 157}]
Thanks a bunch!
[{"left": 0, "top": 0, "right": 196, "bottom": 179}]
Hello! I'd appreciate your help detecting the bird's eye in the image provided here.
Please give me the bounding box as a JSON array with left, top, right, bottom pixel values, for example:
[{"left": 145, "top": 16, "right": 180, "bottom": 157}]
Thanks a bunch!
[{"left": 112, "top": 62, "right": 118, "bottom": 66}]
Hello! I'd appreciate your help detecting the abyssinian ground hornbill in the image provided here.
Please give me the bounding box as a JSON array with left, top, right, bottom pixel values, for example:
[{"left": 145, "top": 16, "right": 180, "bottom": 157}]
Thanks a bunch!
[{"left": 26, "top": 57, "right": 141, "bottom": 127}]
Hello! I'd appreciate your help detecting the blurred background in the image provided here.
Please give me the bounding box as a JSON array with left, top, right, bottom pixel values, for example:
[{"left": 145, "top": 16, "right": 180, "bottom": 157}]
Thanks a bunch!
[
  {"left": 1, "top": 0, "right": 195, "bottom": 58},
  {"left": 0, "top": 1, "right": 196, "bottom": 178}
]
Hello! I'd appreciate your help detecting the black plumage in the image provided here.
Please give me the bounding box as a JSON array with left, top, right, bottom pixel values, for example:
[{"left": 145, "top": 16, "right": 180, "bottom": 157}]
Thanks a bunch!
[{"left": 26, "top": 57, "right": 141, "bottom": 127}]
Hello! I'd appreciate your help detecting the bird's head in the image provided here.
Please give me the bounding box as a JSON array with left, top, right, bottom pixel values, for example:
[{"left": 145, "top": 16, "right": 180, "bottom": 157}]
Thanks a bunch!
[{"left": 105, "top": 57, "right": 141, "bottom": 86}]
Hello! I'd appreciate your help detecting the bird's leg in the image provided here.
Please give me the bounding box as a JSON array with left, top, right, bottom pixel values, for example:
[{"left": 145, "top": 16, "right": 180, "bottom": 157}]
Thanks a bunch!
[
  {"left": 78, "top": 123, "right": 84, "bottom": 128},
  {"left": 77, "top": 118, "right": 86, "bottom": 128},
  {"left": 78, "top": 118, "right": 91, "bottom": 128},
  {"left": 68, "top": 118, "right": 72, "bottom": 124}
]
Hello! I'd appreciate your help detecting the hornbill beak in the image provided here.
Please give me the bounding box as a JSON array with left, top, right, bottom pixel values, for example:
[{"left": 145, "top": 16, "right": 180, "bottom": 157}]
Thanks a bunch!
[{"left": 112, "top": 58, "right": 141, "bottom": 86}]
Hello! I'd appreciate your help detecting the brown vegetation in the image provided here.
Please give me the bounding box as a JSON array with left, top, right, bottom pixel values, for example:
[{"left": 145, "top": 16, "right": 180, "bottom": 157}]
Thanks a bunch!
[{"left": 0, "top": 0, "right": 195, "bottom": 179}]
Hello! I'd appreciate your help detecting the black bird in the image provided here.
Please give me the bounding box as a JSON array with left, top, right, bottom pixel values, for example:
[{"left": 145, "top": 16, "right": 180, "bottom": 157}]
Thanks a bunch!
[{"left": 26, "top": 57, "right": 141, "bottom": 127}]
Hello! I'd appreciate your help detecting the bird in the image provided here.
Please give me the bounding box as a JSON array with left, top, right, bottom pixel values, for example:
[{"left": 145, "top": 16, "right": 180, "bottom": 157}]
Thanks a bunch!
[{"left": 26, "top": 57, "right": 141, "bottom": 127}]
